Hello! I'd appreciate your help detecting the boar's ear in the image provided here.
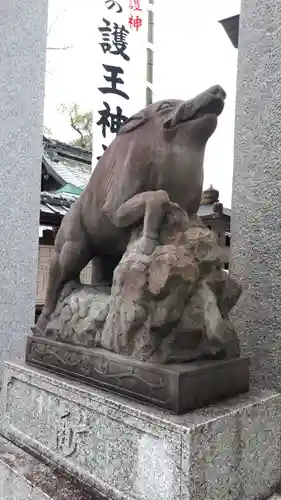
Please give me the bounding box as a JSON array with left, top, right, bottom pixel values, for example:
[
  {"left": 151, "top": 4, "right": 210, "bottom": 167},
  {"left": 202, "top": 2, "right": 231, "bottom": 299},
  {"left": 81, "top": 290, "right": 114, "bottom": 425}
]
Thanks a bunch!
[{"left": 117, "top": 111, "right": 149, "bottom": 135}]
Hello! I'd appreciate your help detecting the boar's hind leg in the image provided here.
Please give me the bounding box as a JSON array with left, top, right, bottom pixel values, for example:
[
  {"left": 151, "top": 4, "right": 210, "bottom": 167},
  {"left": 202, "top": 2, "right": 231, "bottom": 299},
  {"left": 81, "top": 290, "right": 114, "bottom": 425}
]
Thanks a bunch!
[
  {"left": 34, "top": 238, "right": 93, "bottom": 335},
  {"left": 103, "top": 189, "right": 170, "bottom": 255}
]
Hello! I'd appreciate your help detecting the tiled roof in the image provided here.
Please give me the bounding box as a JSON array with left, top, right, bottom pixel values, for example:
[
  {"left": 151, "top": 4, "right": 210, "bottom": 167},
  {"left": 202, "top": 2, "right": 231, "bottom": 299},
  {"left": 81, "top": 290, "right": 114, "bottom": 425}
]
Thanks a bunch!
[
  {"left": 42, "top": 136, "right": 92, "bottom": 189},
  {"left": 198, "top": 205, "right": 231, "bottom": 218},
  {"left": 40, "top": 191, "right": 78, "bottom": 217},
  {"left": 46, "top": 155, "right": 91, "bottom": 188}
]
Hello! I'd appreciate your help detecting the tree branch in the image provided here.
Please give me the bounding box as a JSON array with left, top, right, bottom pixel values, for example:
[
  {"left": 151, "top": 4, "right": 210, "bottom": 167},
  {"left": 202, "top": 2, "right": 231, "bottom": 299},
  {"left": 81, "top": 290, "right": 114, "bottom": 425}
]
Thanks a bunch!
[
  {"left": 47, "top": 8, "right": 67, "bottom": 36},
  {"left": 47, "top": 45, "right": 73, "bottom": 51},
  {"left": 70, "top": 113, "right": 85, "bottom": 147}
]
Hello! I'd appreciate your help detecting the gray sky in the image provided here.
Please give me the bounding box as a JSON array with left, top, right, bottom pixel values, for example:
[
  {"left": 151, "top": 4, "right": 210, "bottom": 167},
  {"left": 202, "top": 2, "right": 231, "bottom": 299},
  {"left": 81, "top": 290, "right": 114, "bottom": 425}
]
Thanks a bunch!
[{"left": 44, "top": 0, "right": 240, "bottom": 207}]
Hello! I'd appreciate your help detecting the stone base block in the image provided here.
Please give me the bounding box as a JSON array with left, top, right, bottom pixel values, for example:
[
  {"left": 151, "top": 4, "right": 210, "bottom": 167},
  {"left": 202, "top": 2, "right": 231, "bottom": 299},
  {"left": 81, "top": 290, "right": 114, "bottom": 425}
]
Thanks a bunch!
[
  {"left": 25, "top": 336, "right": 249, "bottom": 414},
  {"left": 1, "top": 361, "right": 281, "bottom": 500},
  {"left": 0, "top": 436, "right": 96, "bottom": 500}
]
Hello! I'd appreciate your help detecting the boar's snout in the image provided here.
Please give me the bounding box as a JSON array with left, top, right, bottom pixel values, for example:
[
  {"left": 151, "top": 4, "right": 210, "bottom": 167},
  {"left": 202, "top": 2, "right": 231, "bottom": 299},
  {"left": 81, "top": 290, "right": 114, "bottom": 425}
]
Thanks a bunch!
[{"left": 163, "top": 85, "right": 226, "bottom": 129}]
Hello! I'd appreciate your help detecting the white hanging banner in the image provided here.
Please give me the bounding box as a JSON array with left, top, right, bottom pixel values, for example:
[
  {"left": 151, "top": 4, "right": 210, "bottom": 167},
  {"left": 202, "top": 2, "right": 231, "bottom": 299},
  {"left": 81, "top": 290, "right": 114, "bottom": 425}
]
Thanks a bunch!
[{"left": 92, "top": 0, "right": 148, "bottom": 166}]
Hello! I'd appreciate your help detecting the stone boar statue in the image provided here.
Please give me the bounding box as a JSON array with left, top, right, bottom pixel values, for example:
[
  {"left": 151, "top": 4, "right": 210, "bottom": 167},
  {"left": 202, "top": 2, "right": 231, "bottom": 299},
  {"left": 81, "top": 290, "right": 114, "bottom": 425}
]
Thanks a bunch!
[{"left": 35, "top": 85, "right": 226, "bottom": 334}]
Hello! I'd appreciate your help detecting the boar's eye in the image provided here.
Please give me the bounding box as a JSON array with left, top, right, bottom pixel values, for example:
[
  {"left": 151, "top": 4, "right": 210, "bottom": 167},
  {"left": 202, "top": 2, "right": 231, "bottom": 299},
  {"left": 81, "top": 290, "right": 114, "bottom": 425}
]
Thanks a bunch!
[{"left": 157, "top": 102, "right": 173, "bottom": 112}]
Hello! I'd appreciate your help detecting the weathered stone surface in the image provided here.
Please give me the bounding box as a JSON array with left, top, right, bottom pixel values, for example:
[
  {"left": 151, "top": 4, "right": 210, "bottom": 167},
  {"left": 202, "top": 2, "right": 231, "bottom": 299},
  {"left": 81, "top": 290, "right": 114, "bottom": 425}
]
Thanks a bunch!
[
  {"left": 231, "top": 0, "right": 281, "bottom": 392},
  {"left": 0, "top": 0, "right": 48, "bottom": 380},
  {"left": 1, "top": 361, "right": 280, "bottom": 500},
  {"left": 42, "top": 210, "right": 241, "bottom": 365},
  {"left": 45, "top": 281, "right": 111, "bottom": 348},
  {"left": 0, "top": 436, "right": 96, "bottom": 500}
]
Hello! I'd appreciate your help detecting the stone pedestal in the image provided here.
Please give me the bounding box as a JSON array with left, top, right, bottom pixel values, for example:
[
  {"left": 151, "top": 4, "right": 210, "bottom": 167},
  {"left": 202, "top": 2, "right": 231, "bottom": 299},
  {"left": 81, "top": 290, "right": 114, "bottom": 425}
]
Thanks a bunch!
[
  {"left": 0, "top": 0, "right": 48, "bottom": 379},
  {"left": 25, "top": 336, "right": 250, "bottom": 414},
  {"left": 0, "top": 436, "right": 94, "bottom": 500},
  {"left": 1, "top": 361, "right": 281, "bottom": 500},
  {"left": 231, "top": 1, "right": 281, "bottom": 391}
]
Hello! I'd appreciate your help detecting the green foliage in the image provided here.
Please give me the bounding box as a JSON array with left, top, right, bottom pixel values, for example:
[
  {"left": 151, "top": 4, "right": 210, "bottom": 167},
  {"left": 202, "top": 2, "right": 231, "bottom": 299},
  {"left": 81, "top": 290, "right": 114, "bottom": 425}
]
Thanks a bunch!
[{"left": 59, "top": 104, "right": 92, "bottom": 150}]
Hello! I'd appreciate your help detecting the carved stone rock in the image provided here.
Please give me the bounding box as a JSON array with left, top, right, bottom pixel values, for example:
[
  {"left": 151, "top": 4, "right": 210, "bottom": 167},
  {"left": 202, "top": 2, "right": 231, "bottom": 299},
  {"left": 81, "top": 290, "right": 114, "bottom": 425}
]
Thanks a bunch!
[
  {"left": 40, "top": 208, "right": 241, "bottom": 365},
  {"left": 45, "top": 281, "right": 110, "bottom": 348}
]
